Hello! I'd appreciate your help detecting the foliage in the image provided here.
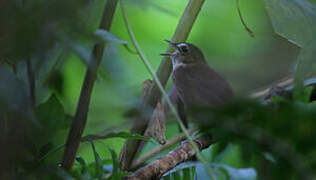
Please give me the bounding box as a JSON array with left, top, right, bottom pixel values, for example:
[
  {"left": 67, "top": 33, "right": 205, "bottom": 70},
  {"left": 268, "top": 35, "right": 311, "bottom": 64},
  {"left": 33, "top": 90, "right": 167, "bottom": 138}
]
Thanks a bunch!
[{"left": 0, "top": 0, "right": 315, "bottom": 179}]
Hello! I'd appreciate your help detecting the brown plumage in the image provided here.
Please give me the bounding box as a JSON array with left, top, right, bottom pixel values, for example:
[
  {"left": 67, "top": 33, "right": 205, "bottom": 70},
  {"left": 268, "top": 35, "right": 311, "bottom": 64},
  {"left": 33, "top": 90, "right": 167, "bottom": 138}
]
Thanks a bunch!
[{"left": 162, "top": 40, "right": 233, "bottom": 126}]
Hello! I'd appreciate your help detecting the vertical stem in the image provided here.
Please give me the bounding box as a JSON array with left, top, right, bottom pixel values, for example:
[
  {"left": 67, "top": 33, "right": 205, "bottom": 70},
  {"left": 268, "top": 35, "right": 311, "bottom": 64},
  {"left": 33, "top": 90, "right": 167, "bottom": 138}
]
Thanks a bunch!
[
  {"left": 26, "top": 57, "right": 35, "bottom": 107},
  {"left": 119, "top": 0, "right": 205, "bottom": 171},
  {"left": 61, "top": 0, "right": 118, "bottom": 170}
]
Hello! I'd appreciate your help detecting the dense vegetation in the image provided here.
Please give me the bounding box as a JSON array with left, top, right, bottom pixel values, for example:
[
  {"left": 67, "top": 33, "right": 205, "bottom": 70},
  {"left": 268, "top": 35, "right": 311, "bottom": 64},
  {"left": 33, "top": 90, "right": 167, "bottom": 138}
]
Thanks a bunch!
[{"left": 0, "top": 0, "right": 315, "bottom": 179}]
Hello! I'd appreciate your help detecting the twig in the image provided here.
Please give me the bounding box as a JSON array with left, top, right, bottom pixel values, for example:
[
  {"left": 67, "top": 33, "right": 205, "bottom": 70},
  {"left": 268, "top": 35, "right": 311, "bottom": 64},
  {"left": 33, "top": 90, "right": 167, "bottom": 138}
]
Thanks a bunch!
[
  {"left": 235, "top": 0, "right": 255, "bottom": 38},
  {"left": 124, "top": 137, "right": 213, "bottom": 180},
  {"left": 61, "top": 0, "right": 118, "bottom": 170},
  {"left": 26, "top": 57, "right": 35, "bottom": 106},
  {"left": 119, "top": 0, "right": 206, "bottom": 171},
  {"left": 131, "top": 127, "right": 198, "bottom": 169},
  {"left": 249, "top": 76, "right": 294, "bottom": 98}
]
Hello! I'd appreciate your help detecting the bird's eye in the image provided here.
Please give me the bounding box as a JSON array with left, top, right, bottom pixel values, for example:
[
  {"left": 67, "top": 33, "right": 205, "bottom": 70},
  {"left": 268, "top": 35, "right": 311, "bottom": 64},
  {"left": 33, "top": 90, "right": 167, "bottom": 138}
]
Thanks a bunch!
[{"left": 179, "top": 45, "right": 188, "bottom": 53}]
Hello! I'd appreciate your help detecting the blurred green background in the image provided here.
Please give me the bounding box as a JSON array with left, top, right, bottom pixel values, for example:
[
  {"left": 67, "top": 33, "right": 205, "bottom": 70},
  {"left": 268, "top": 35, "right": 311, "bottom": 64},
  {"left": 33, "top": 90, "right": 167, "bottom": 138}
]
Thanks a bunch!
[{"left": 53, "top": 0, "right": 299, "bottom": 167}]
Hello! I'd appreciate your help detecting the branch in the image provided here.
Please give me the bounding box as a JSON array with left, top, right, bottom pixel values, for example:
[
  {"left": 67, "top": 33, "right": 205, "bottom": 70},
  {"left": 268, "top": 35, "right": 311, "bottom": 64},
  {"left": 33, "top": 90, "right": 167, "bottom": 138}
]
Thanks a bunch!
[
  {"left": 119, "top": 0, "right": 206, "bottom": 171},
  {"left": 249, "top": 76, "right": 294, "bottom": 98},
  {"left": 61, "top": 0, "right": 118, "bottom": 170},
  {"left": 249, "top": 76, "right": 315, "bottom": 99},
  {"left": 131, "top": 127, "right": 198, "bottom": 169},
  {"left": 125, "top": 137, "right": 213, "bottom": 180}
]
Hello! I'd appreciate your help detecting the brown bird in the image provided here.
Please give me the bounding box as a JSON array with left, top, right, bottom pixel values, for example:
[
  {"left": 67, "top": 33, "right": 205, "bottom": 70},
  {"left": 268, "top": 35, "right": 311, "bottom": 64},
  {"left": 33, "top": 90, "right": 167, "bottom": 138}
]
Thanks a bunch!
[{"left": 161, "top": 40, "right": 233, "bottom": 127}]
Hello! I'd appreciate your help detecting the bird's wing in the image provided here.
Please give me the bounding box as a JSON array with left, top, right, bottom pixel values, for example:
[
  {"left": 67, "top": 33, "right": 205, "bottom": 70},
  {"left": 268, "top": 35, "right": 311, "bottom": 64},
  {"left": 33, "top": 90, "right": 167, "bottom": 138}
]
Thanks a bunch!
[
  {"left": 167, "top": 86, "right": 188, "bottom": 127},
  {"left": 173, "top": 64, "right": 233, "bottom": 108}
]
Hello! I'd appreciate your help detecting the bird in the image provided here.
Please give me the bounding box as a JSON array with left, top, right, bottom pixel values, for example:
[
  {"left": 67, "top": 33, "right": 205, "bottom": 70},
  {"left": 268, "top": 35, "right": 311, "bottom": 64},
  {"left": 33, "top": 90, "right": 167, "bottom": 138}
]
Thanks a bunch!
[{"left": 161, "top": 40, "right": 233, "bottom": 127}]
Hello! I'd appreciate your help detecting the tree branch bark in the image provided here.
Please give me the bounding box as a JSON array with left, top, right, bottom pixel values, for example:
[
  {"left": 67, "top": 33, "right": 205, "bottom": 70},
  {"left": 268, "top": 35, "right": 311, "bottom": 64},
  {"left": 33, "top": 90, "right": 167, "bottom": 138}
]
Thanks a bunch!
[
  {"left": 124, "top": 136, "right": 213, "bottom": 180},
  {"left": 131, "top": 127, "right": 198, "bottom": 169},
  {"left": 61, "top": 0, "right": 118, "bottom": 170},
  {"left": 119, "top": 0, "right": 205, "bottom": 171}
]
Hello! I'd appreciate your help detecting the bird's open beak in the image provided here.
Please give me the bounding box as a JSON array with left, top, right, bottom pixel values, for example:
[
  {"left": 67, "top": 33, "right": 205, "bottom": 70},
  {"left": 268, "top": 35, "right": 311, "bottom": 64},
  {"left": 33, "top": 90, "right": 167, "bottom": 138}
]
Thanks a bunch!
[
  {"left": 164, "top": 39, "right": 178, "bottom": 47},
  {"left": 160, "top": 39, "right": 178, "bottom": 56},
  {"left": 160, "top": 53, "right": 172, "bottom": 56}
]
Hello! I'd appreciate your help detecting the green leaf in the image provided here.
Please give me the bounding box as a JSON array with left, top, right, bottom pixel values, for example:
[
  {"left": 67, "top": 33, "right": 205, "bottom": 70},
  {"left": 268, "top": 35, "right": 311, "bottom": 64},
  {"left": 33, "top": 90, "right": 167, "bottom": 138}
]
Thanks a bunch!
[
  {"left": 53, "top": 167, "right": 74, "bottom": 180},
  {"left": 163, "top": 175, "right": 172, "bottom": 180},
  {"left": 75, "top": 156, "right": 93, "bottom": 180},
  {"left": 173, "top": 171, "right": 181, "bottom": 180},
  {"left": 293, "top": 85, "right": 314, "bottom": 102},
  {"left": 163, "top": 162, "right": 196, "bottom": 178},
  {"left": 81, "top": 131, "right": 152, "bottom": 142},
  {"left": 194, "top": 163, "right": 257, "bottom": 180},
  {"left": 308, "top": 0, "right": 316, "bottom": 4},
  {"left": 216, "top": 164, "right": 257, "bottom": 180},
  {"left": 94, "top": 29, "right": 128, "bottom": 44},
  {"left": 263, "top": 0, "right": 316, "bottom": 47},
  {"left": 90, "top": 141, "right": 103, "bottom": 179},
  {"left": 76, "top": 156, "right": 88, "bottom": 174},
  {"left": 194, "top": 163, "right": 213, "bottom": 180},
  {"left": 104, "top": 145, "right": 129, "bottom": 180},
  {"left": 35, "top": 94, "right": 65, "bottom": 147},
  {"left": 263, "top": 0, "right": 316, "bottom": 95},
  {"left": 293, "top": 40, "right": 316, "bottom": 87},
  {"left": 68, "top": 41, "right": 92, "bottom": 66},
  {"left": 39, "top": 131, "right": 152, "bottom": 161},
  {"left": 107, "top": 146, "right": 120, "bottom": 180},
  {"left": 183, "top": 167, "right": 191, "bottom": 180},
  {"left": 0, "top": 67, "right": 34, "bottom": 120},
  {"left": 39, "top": 144, "right": 64, "bottom": 162}
]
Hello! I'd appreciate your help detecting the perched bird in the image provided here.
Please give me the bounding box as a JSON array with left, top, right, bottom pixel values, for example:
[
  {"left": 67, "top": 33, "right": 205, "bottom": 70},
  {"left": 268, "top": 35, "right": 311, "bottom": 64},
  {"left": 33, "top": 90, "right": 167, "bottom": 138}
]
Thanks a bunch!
[{"left": 161, "top": 40, "right": 233, "bottom": 126}]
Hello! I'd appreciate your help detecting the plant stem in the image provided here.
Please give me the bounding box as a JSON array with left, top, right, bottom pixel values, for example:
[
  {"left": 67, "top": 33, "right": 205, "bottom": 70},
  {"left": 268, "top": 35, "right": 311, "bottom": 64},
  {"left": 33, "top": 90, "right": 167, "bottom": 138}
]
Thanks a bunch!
[
  {"left": 119, "top": 0, "right": 206, "bottom": 171},
  {"left": 61, "top": 0, "right": 118, "bottom": 170},
  {"left": 26, "top": 57, "right": 35, "bottom": 107},
  {"left": 120, "top": 1, "right": 216, "bottom": 179}
]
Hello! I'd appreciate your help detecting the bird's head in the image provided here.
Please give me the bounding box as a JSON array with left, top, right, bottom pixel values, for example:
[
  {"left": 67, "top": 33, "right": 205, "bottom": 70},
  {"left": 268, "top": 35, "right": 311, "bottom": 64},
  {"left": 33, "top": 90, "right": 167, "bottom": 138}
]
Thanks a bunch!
[{"left": 161, "top": 40, "right": 206, "bottom": 68}]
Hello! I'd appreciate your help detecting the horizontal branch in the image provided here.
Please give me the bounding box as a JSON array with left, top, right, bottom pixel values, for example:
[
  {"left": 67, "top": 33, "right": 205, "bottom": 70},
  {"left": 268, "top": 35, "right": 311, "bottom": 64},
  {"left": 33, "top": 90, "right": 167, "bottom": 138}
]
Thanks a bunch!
[
  {"left": 124, "top": 136, "right": 213, "bottom": 180},
  {"left": 131, "top": 127, "right": 198, "bottom": 169}
]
